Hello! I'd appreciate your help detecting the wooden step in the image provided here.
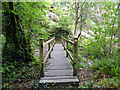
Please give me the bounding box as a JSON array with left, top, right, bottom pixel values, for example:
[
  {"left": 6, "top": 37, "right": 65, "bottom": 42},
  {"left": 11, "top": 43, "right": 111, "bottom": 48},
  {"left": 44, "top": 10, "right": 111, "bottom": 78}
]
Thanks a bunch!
[{"left": 39, "top": 76, "right": 79, "bottom": 84}]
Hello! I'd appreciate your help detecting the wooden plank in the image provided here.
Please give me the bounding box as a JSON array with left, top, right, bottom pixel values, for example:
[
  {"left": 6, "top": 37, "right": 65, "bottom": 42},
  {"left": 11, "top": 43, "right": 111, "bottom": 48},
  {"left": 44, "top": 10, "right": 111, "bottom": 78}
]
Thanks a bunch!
[
  {"left": 45, "top": 63, "right": 73, "bottom": 70},
  {"left": 44, "top": 70, "right": 73, "bottom": 77},
  {"left": 40, "top": 76, "right": 78, "bottom": 80},
  {"left": 45, "top": 67, "right": 73, "bottom": 70},
  {"left": 44, "top": 69, "right": 73, "bottom": 76},
  {"left": 39, "top": 78, "right": 79, "bottom": 83}
]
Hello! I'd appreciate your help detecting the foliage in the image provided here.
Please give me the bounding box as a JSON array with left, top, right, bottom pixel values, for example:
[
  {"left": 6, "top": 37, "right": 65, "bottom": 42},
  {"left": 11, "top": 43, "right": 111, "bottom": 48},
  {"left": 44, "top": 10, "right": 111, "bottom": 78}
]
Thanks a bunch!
[
  {"left": 89, "top": 58, "right": 118, "bottom": 76},
  {"left": 79, "top": 77, "right": 118, "bottom": 88},
  {"left": 49, "top": 2, "right": 73, "bottom": 39},
  {"left": 77, "top": 2, "right": 119, "bottom": 76},
  {"left": 2, "top": 2, "right": 50, "bottom": 88},
  {"left": 14, "top": 2, "right": 50, "bottom": 39},
  {"left": 2, "top": 61, "right": 41, "bottom": 88}
]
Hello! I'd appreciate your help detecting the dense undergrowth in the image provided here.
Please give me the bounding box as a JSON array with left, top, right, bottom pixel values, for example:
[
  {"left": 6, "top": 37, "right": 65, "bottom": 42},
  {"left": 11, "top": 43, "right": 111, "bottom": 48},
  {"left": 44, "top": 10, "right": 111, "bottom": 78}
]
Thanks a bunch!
[
  {"left": 78, "top": 48, "right": 119, "bottom": 88},
  {"left": 2, "top": 61, "right": 41, "bottom": 88}
]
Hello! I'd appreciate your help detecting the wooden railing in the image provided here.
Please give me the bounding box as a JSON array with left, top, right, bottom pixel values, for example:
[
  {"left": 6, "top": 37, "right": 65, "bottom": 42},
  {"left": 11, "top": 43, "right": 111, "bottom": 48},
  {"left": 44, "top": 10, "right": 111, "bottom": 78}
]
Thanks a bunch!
[
  {"left": 39, "top": 37, "right": 55, "bottom": 77},
  {"left": 61, "top": 37, "right": 78, "bottom": 76}
]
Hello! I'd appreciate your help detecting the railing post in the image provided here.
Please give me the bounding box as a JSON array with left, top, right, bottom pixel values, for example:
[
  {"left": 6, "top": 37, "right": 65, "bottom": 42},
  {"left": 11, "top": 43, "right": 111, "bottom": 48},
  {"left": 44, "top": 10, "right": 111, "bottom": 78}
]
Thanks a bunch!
[
  {"left": 39, "top": 38, "right": 44, "bottom": 77},
  {"left": 66, "top": 38, "right": 68, "bottom": 57},
  {"left": 48, "top": 38, "right": 51, "bottom": 58},
  {"left": 73, "top": 37, "right": 78, "bottom": 76}
]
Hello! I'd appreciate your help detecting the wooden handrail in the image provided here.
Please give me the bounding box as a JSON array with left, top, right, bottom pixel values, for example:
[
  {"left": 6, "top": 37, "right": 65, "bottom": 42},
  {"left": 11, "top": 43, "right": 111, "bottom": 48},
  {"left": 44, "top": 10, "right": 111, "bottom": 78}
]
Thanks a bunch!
[
  {"left": 62, "top": 41, "right": 74, "bottom": 62},
  {"left": 61, "top": 36, "right": 78, "bottom": 76},
  {"left": 62, "top": 37, "right": 74, "bottom": 44},
  {"left": 39, "top": 37, "right": 55, "bottom": 77},
  {"left": 43, "top": 42, "right": 55, "bottom": 64},
  {"left": 43, "top": 37, "right": 55, "bottom": 47}
]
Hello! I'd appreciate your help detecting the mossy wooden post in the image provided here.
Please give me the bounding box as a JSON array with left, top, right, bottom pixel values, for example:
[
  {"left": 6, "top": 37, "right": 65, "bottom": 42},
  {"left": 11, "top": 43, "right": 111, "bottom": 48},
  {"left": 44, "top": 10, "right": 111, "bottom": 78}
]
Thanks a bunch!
[
  {"left": 66, "top": 38, "right": 68, "bottom": 57},
  {"left": 39, "top": 38, "right": 44, "bottom": 77},
  {"left": 73, "top": 37, "right": 78, "bottom": 76},
  {"left": 48, "top": 38, "right": 51, "bottom": 58}
]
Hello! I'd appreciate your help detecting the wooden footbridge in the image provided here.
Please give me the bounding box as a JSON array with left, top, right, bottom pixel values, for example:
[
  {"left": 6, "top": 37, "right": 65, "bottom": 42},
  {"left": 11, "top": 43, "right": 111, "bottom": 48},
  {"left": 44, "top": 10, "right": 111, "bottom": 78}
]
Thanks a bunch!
[{"left": 38, "top": 37, "right": 79, "bottom": 86}]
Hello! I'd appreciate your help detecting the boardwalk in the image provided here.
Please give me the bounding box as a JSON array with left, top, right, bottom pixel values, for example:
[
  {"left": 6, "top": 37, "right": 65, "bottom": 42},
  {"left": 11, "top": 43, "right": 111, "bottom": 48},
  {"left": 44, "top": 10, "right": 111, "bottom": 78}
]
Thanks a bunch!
[{"left": 39, "top": 44, "right": 79, "bottom": 84}]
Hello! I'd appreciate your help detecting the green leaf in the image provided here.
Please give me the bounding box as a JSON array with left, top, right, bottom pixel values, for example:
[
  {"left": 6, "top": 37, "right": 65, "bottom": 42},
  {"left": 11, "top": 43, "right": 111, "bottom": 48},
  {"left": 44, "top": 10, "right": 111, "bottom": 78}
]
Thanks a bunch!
[{"left": 10, "top": 10, "right": 18, "bottom": 15}]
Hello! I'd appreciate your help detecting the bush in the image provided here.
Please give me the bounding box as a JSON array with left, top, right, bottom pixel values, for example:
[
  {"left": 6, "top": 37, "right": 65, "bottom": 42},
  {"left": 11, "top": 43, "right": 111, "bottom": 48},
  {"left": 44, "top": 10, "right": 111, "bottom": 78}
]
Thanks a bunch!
[{"left": 89, "top": 58, "right": 118, "bottom": 76}]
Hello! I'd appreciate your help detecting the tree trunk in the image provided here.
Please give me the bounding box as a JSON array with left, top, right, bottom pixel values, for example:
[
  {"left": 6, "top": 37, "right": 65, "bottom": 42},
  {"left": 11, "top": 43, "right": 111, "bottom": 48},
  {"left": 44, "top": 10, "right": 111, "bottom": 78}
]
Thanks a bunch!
[
  {"left": 2, "top": 2, "right": 33, "bottom": 64},
  {"left": 74, "top": 2, "right": 79, "bottom": 37}
]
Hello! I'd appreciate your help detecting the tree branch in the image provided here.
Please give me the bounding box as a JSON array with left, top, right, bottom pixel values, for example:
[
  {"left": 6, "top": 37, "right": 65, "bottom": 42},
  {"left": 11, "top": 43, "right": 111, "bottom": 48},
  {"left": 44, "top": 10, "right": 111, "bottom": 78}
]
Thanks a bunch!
[
  {"left": 78, "top": 2, "right": 86, "bottom": 19},
  {"left": 74, "top": 2, "right": 79, "bottom": 36}
]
